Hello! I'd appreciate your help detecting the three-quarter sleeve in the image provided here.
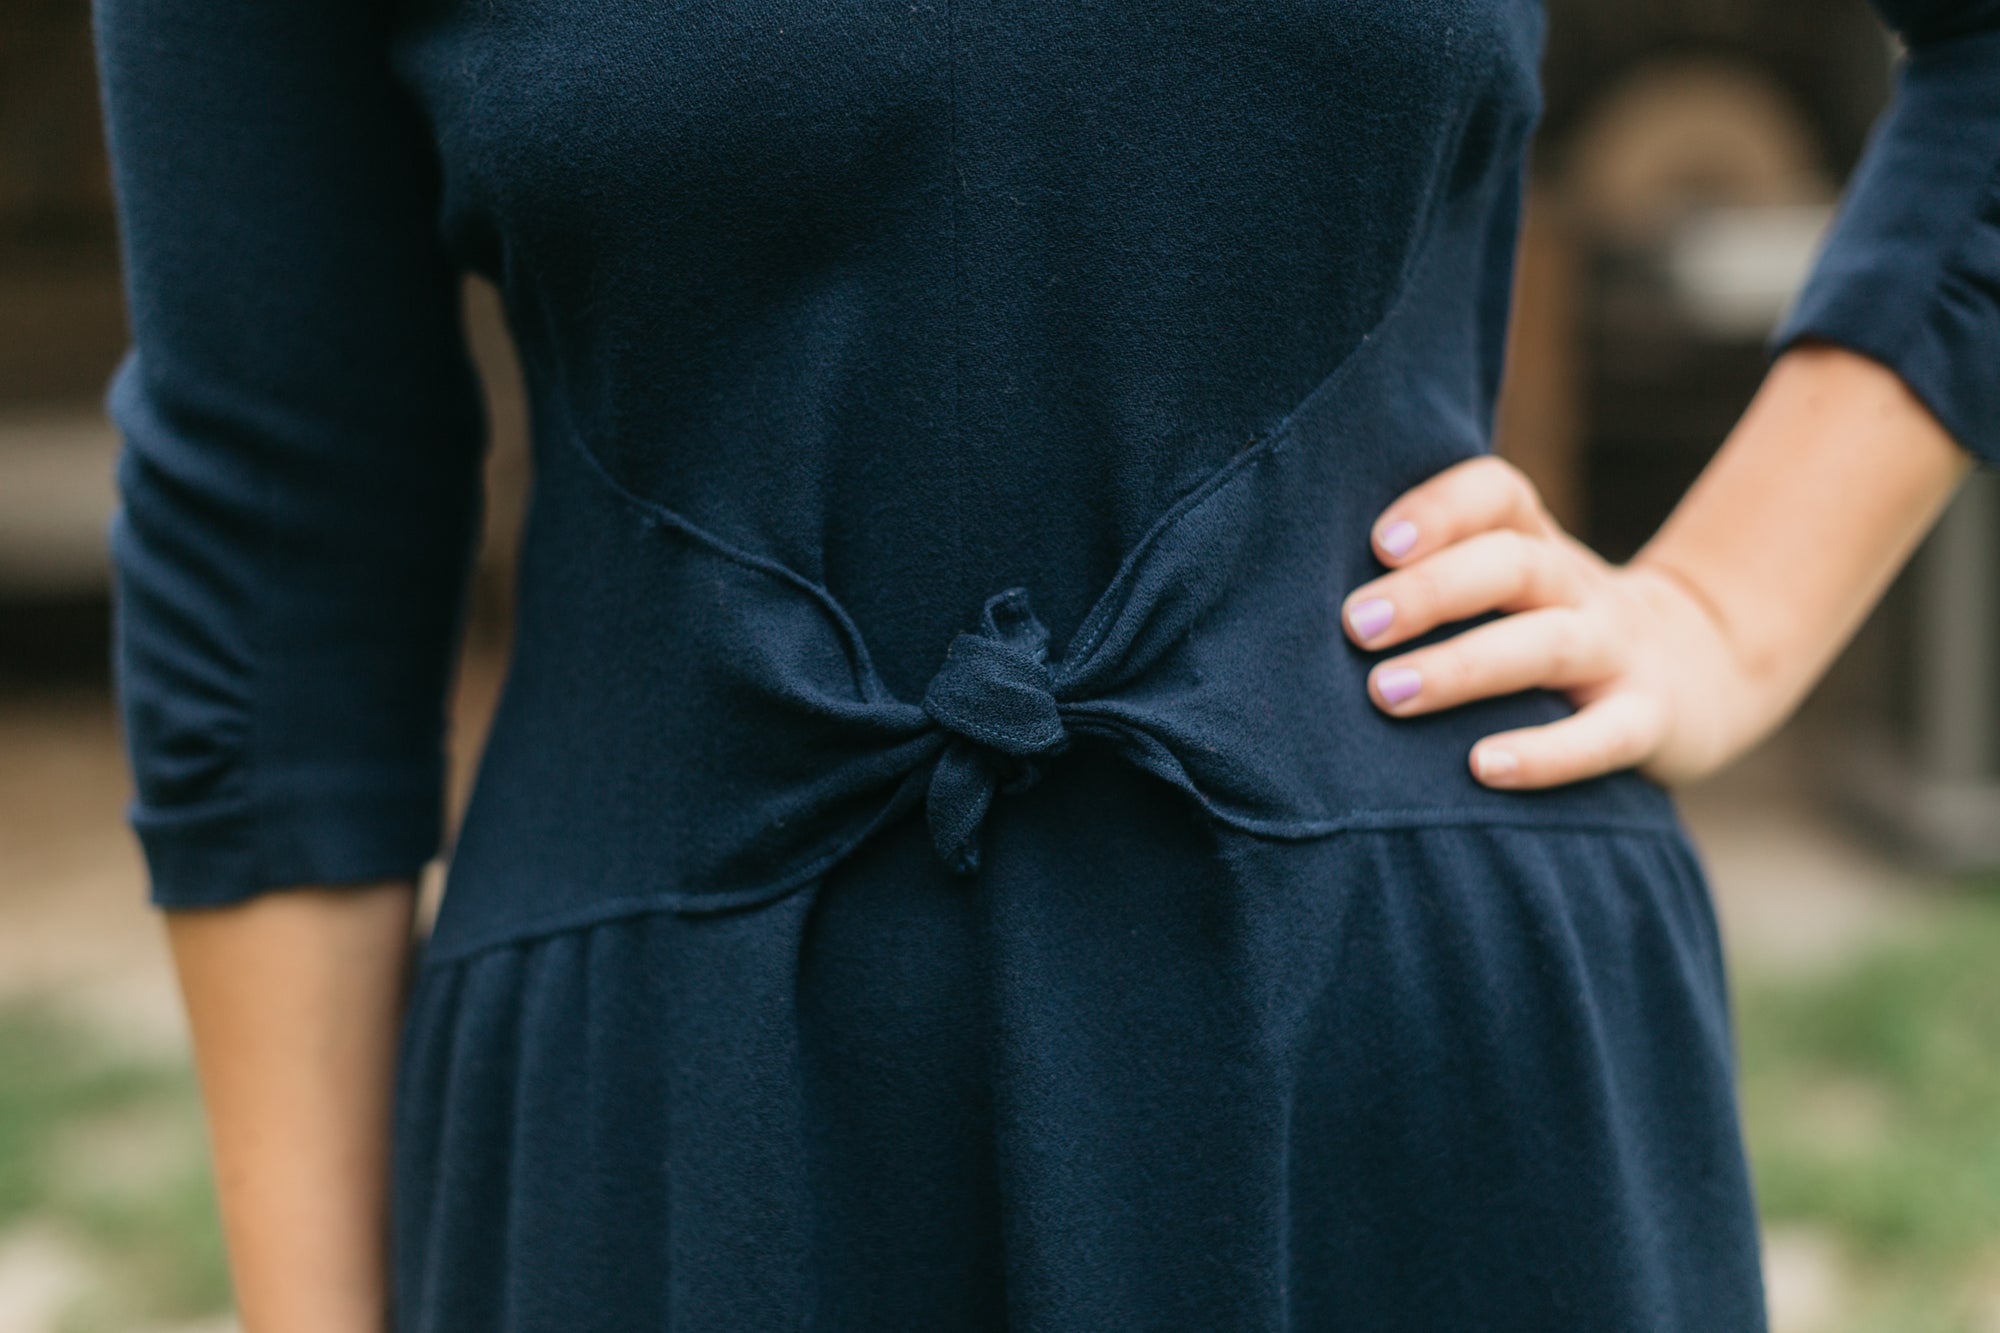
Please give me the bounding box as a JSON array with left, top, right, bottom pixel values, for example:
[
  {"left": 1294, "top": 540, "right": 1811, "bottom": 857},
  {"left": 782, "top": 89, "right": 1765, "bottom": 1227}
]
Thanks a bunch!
[
  {"left": 1766, "top": 0, "right": 2000, "bottom": 469},
  {"left": 92, "top": 0, "right": 489, "bottom": 908}
]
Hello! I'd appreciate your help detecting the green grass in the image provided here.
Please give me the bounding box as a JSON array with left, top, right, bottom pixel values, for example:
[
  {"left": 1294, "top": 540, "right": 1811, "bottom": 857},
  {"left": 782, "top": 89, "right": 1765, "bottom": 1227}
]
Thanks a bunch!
[
  {"left": 1736, "top": 887, "right": 2000, "bottom": 1333},
  {"left": 0, "top": 1003, "right": 230, "bottom": 1330}
]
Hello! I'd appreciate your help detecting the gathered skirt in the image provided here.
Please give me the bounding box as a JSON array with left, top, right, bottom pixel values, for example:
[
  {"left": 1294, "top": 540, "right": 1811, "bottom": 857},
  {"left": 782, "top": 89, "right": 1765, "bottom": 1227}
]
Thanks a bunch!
[{"left": 388, "top": 745, "right": 1766, "bottom": 1331}]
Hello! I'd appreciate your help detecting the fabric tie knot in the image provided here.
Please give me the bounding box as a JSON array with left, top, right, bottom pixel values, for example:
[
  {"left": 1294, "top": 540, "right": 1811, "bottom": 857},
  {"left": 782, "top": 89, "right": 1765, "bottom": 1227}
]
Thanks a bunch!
[{"left": 919, "top": 586, "right": 1071, "bottom": 875}]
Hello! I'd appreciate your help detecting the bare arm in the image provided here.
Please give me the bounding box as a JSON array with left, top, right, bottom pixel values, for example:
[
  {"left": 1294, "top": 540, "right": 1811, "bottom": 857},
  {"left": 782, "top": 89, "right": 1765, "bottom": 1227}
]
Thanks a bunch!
[
  {"left": 166, "top": 881, "right": 419, "bottom": 1333},
  {"left": 1625, "top": 336, "right": 1974, "bottom": 779}
]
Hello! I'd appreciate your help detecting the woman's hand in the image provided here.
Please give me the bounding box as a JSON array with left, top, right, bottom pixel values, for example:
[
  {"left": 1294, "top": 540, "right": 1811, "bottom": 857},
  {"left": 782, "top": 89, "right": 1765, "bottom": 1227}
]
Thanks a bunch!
[
  {"left": 1337, "top": 339, "right": 1977, "bottom": 797},
  {"left": 1339, "top": 454, "right": 1757, "bottom": 792}
]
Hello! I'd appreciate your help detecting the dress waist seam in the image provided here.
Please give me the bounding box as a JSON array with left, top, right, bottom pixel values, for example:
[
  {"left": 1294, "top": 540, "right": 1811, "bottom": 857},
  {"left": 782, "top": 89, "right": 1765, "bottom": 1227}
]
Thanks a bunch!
[{"left": 416, "top": 802, "right": 1695, "bottom": 970}]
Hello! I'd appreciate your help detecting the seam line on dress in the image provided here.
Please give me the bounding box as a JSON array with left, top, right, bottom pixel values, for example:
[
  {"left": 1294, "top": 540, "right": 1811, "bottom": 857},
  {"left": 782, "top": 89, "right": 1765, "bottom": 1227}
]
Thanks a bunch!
[
  {"left": 946, "top": 0, "right": 965, "bottom": 622},
  {"left": 418, "top": 807, "right": 1697, "bottom": 969}
]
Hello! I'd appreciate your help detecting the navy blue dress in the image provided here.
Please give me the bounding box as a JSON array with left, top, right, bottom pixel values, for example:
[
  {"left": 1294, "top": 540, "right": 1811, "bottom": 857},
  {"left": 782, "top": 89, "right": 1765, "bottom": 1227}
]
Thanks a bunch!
[{"left": 94, "top": 0, "right": 2000, "bottom": 1327}]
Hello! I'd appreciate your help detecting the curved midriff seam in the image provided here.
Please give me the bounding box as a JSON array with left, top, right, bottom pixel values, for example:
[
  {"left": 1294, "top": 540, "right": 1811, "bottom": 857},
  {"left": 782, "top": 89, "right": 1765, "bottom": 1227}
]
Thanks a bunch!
[
  {"left": 415, "top": 803, "right": 1699, "bottom": 970},
  {"left": 533, "top": 161, "right": 1473, "bottom": 711}
]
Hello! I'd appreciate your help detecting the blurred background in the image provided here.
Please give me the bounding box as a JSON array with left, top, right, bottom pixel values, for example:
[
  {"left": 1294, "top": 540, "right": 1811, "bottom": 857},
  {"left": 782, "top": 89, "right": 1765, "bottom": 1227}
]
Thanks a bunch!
[{"left": 3, "top": 0, "right": 1999, "bottom": 1328}]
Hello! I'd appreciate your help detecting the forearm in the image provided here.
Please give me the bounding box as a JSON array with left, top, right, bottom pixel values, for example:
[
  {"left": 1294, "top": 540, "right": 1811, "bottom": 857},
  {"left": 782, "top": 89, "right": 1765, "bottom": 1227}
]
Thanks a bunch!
[
  {"left": 165, "top": 879, "right": 419, "bottom": 1333},
  {"left": 1625, "top": 337, "right": 1975, "bottom": 774}
]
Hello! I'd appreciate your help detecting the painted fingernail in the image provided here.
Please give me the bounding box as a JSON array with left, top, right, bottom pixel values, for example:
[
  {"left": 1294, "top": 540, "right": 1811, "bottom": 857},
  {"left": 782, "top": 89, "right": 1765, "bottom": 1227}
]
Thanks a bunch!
[
  {"left": 1347, "top": 597, "right": 1395, "bottom": 641},
  {"left": 1378, "top": 519, "right": 1418, "bottom": 557},
  {"left": 1476, "top": 748, "right": 1519, "bottom": 784},
  {"left": 1375, "top": 665, "right": 1422, "bottom": 706}
]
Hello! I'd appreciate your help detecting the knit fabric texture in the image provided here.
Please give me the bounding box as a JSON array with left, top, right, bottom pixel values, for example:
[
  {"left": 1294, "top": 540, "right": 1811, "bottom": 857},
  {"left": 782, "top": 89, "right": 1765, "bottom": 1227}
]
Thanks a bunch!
[{"left": 92, "top": 0, "right": 1999, "bottom": 1326}]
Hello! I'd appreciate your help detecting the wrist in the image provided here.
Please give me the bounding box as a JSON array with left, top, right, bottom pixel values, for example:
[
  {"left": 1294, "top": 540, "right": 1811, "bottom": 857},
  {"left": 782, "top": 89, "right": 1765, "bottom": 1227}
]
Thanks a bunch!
[{"left": 1616, "top": 555, "right": 1788, "bottom": 784}]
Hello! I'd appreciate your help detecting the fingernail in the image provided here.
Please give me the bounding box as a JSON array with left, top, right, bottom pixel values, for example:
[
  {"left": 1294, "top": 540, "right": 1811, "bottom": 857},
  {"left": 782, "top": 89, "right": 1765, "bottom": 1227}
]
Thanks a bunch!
[
  {"left": 1347, "top": 597, "right": 1395, "bottom": 641},
  {"left": 1376, "top": 665, "right": 1422, "bottom": 706},
  {"left": 1476, "top": 748, "right": 1519, "bottom": 784},
  {"left": 1378, "top": 519, "right": 1418, "bottom": 557}
]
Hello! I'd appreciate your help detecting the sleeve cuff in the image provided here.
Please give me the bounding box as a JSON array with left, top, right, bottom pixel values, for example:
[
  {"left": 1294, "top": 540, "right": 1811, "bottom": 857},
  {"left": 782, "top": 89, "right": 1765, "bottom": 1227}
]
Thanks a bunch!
[
  {"left": 1765, "top": 26, "right": 2000, "bottom": 470},
  {"left": 129, "top": 771, "right": 447, "bottom": 909}
]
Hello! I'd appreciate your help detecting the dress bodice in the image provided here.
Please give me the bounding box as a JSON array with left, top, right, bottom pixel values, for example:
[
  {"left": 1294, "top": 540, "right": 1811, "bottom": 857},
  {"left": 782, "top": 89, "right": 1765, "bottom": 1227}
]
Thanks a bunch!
[{"left": 390, "top": 0, "right": 1543, "bottom": 691}]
